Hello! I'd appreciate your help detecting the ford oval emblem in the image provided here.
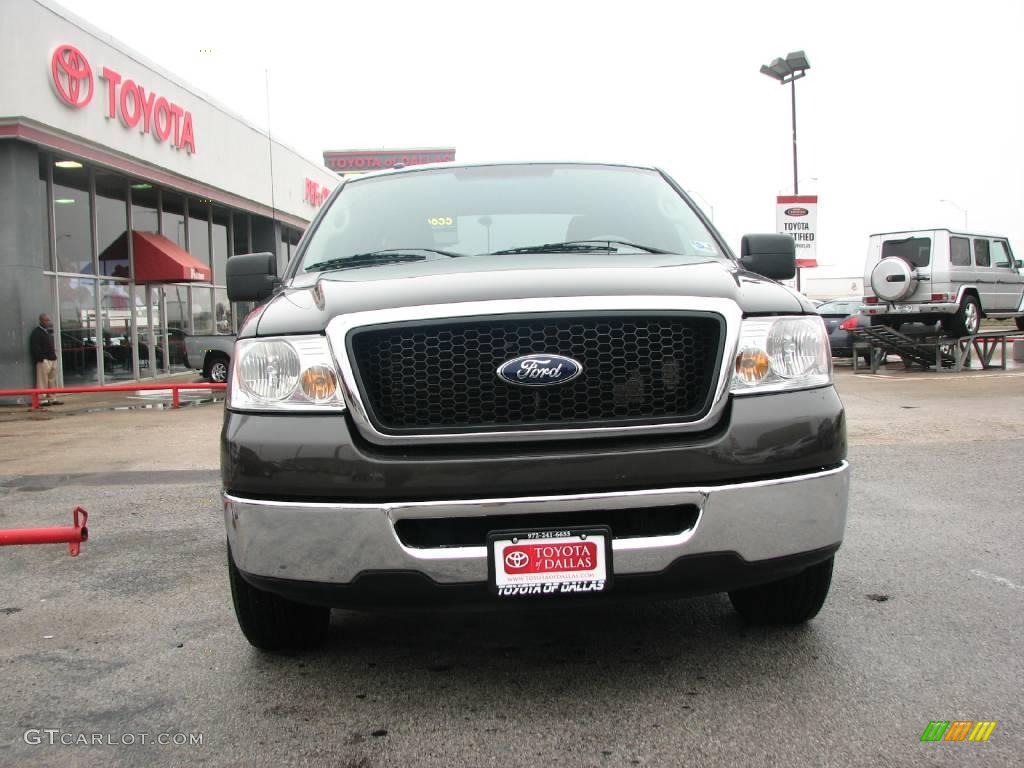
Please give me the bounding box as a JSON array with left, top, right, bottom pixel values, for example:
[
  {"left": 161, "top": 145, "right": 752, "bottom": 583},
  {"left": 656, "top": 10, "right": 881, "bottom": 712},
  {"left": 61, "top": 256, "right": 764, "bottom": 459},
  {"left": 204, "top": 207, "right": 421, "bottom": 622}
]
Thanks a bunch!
[
  {"left": 496, "top": 354, "right": 583, "bottom": 387},
  {"left": 785, "top": 207, "right": 809, "bottom": 217}
]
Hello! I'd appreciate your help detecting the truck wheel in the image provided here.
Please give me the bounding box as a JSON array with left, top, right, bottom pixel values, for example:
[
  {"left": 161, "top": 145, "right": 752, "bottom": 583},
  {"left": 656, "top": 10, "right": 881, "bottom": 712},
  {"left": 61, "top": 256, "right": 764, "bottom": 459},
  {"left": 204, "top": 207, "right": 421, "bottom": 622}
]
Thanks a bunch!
[
  {"left": 206, "top": 354, "right": 230, "bottom": 383},
  {"left": 227, "top": 544, "right": 330, "bottom": 651},
  {"left": 942, "top": 295, "right": 981, "bottom": 337},
  {"left": 728, "top": 556, "right": 834, "bottom": 625}
]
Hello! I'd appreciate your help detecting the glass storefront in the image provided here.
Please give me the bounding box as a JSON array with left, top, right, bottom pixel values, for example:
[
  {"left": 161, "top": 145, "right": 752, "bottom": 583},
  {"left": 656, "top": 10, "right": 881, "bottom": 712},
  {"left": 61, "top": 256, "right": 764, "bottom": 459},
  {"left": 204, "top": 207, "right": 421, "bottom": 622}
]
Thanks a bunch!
[{"left": 29, "top": 147, "right": 305, "bottom": 387}]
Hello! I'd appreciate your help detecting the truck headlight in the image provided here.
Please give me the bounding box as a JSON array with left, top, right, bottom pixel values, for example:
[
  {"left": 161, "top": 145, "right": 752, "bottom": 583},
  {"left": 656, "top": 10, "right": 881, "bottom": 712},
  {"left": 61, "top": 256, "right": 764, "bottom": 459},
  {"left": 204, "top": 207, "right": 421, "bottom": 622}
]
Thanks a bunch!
[
  {"left": 228, "top": 336, "right": 346, "bottom": 412},
  {"left": 730, "top": 316, "right": 831, "bottom": 395}
]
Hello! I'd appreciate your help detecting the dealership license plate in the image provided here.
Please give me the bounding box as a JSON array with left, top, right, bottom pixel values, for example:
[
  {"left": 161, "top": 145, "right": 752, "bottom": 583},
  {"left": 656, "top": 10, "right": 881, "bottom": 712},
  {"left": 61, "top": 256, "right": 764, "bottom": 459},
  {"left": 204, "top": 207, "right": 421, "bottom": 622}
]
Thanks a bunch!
[{"left": 487, "top": 527, "right": 613, "bottom": 598}]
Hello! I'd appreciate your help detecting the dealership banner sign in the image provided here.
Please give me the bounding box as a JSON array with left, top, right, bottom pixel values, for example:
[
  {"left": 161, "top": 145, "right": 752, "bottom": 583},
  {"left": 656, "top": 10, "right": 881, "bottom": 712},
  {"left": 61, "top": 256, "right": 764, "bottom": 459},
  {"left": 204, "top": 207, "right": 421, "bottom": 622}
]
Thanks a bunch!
[
  {"left": 776, "top": 195, "right": 818, "bottom": 268},
  {"left": 322, "top": 148, "right": 455, "bottom": 173}
]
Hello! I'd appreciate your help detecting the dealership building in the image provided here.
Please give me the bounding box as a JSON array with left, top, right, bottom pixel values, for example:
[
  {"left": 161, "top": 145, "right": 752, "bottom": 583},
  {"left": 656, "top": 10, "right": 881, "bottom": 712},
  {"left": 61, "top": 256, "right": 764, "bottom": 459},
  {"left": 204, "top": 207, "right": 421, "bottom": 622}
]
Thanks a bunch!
[{"left": 0, "top": 0, "right": 337, "bottom": 395}]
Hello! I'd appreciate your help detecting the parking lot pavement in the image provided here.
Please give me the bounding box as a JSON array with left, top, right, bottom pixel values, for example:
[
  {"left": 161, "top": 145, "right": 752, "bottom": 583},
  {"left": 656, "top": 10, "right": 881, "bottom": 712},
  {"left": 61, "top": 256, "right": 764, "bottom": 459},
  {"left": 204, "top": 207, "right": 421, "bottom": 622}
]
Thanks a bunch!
[{"left": 1, "top": 376, "right": 1022, "bottom": 767}]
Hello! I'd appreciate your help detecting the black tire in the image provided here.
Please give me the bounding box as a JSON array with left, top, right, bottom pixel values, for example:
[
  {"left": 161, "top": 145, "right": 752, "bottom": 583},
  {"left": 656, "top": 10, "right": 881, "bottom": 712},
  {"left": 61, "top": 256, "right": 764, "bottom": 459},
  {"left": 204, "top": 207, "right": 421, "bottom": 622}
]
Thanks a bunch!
[
  {"left": 227, "top": 544, "right": 330, "bottom": 651},
  {"left": 942, "top": 294, "right": 981, "bottom": 337},
  {"left": 1015, "top": 316, "right": 1024, "bottom": 332},
  {"left": 206, "top": 354, "right": 230, "bottom": 383},
  {"left": 728, "top": 556, "right": 834, "bottom": 625}
]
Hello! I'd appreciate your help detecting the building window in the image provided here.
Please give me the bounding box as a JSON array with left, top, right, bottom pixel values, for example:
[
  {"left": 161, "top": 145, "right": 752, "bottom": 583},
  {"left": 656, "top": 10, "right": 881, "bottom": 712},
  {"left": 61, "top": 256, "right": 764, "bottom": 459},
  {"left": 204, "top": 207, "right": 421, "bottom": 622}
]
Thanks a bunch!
[
  {"left": 57, "top": 274, "right": 99, "bottom": 386},
  {"left": 95, "top": 171, "right": 129, "bottom": 278},
  {"left": 232, "top": 212, "right": 251, "bottom": 255},
  {"left": 188, "top": 198, "right": 211, "bottom": 266},
  {"left": 191, "top": 285, "right": 214, "bottom": 334},
  {"left": 163, "top": 193, "right": 187, "bottom": 249},
  {"left": 130, "top": 183, "right": 159, "bottom": 234},
  {"left": 212, "top": 207, "right": 229, "bottom": 284},
  {"left": 53, "top": 160, "right": 93, "bottom": 274}
]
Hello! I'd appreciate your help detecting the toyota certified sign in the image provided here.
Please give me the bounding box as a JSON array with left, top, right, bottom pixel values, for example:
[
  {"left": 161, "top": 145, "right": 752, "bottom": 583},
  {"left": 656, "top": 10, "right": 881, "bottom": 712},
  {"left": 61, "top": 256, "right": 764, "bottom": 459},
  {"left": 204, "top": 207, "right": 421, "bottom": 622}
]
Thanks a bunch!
[
  {"left": 51, "top": 45, "right": 93, "bottom": 108},
  {"left": 49, "top": 44, "right": 197, "bottom": 154},
  {"left": 776, "top": 195, "right": 818, "bottom": 269}
]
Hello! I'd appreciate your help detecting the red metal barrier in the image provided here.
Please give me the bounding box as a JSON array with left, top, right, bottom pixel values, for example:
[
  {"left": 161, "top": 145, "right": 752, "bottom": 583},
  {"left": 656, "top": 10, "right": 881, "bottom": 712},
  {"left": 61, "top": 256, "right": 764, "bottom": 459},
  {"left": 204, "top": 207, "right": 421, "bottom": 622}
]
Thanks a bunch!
[
  {"left": 0, "top": 506, "right": 89, "bottom": 556},
  {"left": 0, "top": 383, "right": 226, "bottom": 410}
]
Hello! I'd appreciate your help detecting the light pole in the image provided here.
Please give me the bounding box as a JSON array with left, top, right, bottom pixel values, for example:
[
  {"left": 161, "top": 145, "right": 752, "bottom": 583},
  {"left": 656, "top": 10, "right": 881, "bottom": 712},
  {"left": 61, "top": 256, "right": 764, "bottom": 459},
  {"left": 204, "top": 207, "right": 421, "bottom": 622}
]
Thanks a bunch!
[
  {"left": 939, "top": 199, "right": 968, "bottom": 230},
  {"left": 686, "top": 189, "right": 715, "bottom": 222},
  {"left": 778, "top": 177, "right": 818, "bottom": 195},
  {"left": 761, "top": 51, "right": 811, "bottom": 292},
  {"left": 760, "top": 50, "right": 811, "bottom": 196}
]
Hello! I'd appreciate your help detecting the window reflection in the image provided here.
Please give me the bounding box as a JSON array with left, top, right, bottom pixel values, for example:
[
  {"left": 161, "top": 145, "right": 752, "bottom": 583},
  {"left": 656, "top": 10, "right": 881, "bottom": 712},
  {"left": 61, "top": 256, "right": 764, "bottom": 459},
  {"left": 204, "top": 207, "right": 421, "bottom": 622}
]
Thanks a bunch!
[
  {"left": 163, "top": 193, "right": 186, "bottom": 249},
  {"left": 232, "top": 213, "right": 250, "bottom": 255},
  {"left": 131, "top": 183, "right": 160, "bottom": 234},
  {"left": 53, "top": 162, "right": 92, "bottom": 274},
  {"left": 188, "top": 198, "right": 211, "bottom": 266},
  {"left": 58, "top": 275, "right": 98, "bottom": 385},
  {"left": 192, "top": 286, "right": 214, "bottom": 335},
  {"left": 96, "top": 172, "right": 129, "bottom": 278},
  {"left": 101, "top": 281, "right": 134, "bottom": 380},
  {"left": 212, "top": 207, "right": 229, "bottom": 284}
]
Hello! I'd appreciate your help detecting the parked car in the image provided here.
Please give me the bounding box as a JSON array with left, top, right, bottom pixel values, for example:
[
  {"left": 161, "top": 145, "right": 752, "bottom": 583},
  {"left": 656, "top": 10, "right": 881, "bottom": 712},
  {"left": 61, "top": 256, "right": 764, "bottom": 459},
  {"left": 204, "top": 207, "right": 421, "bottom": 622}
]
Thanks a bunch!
[
  {"left": 862, "top": 229, "right": 1024, "bottom": 335},
  {"left": 816, "top": 298, "right": 870, "bottom": 362},
  {"left": 184, "top": 333, "right": 234, "bottom": 382},
  {"left": 221, "top": 161, "right": 849, "bottom": 651}
]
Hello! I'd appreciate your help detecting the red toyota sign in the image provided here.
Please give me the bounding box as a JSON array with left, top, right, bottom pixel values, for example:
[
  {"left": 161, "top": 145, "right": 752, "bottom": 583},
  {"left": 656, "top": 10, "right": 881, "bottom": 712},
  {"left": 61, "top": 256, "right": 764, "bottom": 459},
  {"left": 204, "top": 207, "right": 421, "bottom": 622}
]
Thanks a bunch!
[
  {"left": 323, "top": 148, "right": 455, "bottom": 173},
  {"left": 502, "top": 541, "right": 598, "bottom": 575},
  {"left": 51, "top": 45, "right": 93, "bottom": 108},
  {"left": 50, "top": 44, "right": 196, "bottom": 154},
  {"left": 304, "top": 178, "right": 330, "bottom": 207}
]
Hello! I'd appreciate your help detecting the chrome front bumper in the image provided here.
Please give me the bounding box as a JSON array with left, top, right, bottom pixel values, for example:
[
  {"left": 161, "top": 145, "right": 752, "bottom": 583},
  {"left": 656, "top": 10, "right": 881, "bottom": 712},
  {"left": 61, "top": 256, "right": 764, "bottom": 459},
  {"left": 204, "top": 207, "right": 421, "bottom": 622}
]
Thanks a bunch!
[{"left": 225, "top": 462, "right": 849, "bottom": 585}]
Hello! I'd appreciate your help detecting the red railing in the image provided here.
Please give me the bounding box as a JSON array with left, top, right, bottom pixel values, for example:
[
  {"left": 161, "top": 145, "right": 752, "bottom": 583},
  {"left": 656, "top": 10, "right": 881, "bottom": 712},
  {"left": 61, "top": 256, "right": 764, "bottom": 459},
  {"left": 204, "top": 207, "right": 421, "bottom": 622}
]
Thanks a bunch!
[
  {"left": 0, "top": 507, "right": 89, "bottom": 556},
  {"left": 0, "top": 383, "right": 226, "bottom": 410}
]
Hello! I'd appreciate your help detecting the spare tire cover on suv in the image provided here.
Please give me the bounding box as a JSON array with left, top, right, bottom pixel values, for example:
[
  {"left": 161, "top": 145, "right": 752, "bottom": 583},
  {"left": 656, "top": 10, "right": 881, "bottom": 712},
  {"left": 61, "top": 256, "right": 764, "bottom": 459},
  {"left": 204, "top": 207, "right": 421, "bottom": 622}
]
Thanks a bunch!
[{"left": 870, "top": 257, "right": 918, "bottom": 302}]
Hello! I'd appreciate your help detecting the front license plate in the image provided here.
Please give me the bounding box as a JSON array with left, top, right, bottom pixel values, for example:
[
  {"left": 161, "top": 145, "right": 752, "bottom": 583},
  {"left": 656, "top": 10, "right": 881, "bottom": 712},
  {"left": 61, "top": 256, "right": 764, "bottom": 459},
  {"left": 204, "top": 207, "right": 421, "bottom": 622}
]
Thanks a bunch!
[
  {"left": 487, "top": 527, "right": 613, "bottom": 598},
  {"left": 895, "top": 304, "right": 916, "bottom": 313}
]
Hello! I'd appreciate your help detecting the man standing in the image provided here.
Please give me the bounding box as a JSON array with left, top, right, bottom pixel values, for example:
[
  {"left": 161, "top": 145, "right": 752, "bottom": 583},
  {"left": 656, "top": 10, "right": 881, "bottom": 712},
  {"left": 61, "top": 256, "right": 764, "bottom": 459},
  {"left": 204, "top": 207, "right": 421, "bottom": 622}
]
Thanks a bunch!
[{"left": 30, "top": 313, "right": 59, "bottom": 406}]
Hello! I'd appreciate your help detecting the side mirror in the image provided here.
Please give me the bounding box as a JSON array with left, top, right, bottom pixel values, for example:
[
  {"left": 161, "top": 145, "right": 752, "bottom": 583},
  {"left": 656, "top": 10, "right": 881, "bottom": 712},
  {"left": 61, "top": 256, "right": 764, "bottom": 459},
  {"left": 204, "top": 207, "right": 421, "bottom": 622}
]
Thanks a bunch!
[
  {"left": 740, "top": 234, "right": 796, "bottom": 280},
  {"left": 227, "top": 252, "right": 278, "bottom": 302}
]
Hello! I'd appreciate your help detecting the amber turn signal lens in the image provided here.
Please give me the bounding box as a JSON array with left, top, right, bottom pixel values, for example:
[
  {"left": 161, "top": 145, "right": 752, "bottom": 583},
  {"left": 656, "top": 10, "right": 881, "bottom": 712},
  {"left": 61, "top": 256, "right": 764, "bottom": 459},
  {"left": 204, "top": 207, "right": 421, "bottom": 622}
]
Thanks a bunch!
[
  {"left": 300, "top": 365, "right": 338, "bottom": 402},
  {"left": 735, "top": 348, "right": 771, "bottom": 385}
]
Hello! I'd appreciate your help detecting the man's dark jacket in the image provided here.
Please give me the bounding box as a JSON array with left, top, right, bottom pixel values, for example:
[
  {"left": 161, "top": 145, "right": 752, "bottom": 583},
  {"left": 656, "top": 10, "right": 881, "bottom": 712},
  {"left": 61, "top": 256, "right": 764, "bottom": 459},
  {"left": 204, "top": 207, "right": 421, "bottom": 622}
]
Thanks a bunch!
[{"left": 30, "top": 326, "right": 57, "bottom": 364}]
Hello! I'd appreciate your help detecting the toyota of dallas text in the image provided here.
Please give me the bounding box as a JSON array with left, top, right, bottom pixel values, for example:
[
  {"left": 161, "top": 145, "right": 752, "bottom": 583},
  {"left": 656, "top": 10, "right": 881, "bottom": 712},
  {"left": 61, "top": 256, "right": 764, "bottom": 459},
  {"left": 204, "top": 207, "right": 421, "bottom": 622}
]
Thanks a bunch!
[{"left": 221, "top": 162, "right": 848, "bottom": 651}]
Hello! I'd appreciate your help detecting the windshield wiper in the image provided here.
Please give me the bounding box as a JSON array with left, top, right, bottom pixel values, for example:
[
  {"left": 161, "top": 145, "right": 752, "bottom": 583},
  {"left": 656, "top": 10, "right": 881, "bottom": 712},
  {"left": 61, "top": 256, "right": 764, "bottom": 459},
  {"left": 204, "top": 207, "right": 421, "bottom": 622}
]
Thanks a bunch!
[
  {"left": 305, "top": 248, "right": 464, "bottom": 273},
  {"left": 487, "top": 240, "right": 670, "bottom": 256}
]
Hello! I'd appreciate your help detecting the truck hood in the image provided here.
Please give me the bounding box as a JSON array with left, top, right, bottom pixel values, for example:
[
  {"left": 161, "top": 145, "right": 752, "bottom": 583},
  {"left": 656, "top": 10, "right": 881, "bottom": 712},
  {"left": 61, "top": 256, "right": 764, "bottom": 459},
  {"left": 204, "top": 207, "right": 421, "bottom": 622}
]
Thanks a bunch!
[{"left": 250, "top": 253, "right": 811, "bottom": 337}]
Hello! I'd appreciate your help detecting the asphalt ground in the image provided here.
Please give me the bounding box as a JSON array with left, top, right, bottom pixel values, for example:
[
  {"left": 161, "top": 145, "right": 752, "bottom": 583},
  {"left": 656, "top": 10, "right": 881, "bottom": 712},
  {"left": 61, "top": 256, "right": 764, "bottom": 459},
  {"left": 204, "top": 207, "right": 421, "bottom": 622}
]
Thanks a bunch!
[{"left": 1, "top": 367, "right": 1022, "bottom": 767}]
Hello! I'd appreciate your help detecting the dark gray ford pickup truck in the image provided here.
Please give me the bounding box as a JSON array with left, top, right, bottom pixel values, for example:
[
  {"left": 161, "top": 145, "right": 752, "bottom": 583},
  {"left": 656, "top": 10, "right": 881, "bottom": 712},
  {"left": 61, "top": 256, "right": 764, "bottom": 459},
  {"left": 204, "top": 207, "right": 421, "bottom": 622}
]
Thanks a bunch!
[{"left": 223, "top": 162, "right": 848, "bottom": 650}]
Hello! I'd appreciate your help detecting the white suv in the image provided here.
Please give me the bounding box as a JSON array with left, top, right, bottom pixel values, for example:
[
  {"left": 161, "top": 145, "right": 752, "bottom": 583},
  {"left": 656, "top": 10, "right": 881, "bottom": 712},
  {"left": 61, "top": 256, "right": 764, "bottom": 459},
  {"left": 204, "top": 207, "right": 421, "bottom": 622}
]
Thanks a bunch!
[{"left": 862, "top": 229, "right": 1024, "bottom": 335}]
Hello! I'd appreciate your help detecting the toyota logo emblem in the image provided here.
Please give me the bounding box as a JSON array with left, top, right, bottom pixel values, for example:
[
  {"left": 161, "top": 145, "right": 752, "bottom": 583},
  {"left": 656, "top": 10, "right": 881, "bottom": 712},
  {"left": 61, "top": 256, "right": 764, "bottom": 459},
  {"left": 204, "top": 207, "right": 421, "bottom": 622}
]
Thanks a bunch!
[
  {"left": 504, "top": 550, "right": 529, "bottom": 570},
  {"left": 51, "top": 44, "right": 94, "bottom": 108}
]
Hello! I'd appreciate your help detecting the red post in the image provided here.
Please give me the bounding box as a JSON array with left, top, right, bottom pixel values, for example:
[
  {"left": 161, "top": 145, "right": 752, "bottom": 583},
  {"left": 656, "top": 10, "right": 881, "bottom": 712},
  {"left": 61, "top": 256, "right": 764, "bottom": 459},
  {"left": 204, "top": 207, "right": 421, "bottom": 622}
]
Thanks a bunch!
[
  {"left": 0, "top": 507, "right": 89, "bottom": 556},
  {"left": 31, "top": 392, "right": 40, "bottom": 410},
  {"left": 172, "top": 387, "right": 180, "bottom": 408}
]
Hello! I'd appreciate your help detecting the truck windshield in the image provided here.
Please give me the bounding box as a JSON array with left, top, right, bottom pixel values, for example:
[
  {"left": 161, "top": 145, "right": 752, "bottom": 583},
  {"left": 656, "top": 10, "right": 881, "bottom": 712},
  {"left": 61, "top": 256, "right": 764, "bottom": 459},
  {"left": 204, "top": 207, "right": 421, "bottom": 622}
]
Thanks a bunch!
[{"left": 297, "top": 164, "right": 724, "bottom": 273}]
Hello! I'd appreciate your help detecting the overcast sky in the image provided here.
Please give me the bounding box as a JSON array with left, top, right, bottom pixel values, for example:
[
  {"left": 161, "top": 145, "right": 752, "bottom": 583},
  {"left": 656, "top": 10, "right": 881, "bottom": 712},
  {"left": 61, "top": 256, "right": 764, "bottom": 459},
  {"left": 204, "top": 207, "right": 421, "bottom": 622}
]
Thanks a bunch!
[{"left": 57, "top": 0, "right": 1024, "bottom": 280}]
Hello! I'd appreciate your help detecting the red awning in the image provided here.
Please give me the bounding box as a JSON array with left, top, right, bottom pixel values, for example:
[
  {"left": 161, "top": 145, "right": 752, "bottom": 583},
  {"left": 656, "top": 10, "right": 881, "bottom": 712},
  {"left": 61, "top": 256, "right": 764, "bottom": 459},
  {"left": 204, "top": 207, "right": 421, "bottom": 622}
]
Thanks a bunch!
[{"left": 131, "top": 231, "right": 212, "bottom": 284}]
